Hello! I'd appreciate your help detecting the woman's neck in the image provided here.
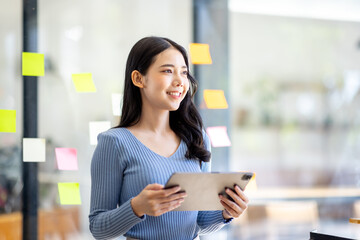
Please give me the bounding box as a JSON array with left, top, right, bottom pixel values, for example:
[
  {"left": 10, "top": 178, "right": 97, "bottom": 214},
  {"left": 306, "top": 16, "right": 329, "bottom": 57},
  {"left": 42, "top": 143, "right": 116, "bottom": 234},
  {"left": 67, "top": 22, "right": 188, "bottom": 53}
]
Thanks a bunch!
[{"left": 135, "top": 106, "right": 171, "bottom": 135}]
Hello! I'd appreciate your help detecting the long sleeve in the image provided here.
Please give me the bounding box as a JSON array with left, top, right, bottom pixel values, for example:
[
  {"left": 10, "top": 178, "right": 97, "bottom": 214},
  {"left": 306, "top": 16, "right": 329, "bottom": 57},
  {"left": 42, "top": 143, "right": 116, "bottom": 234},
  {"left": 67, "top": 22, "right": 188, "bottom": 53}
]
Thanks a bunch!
[
  {"left": 89, "top": 133, "right": 145, "bottom": 240},
  {"left": 196, "top": 131, "right": 233, "bottom": 235}
]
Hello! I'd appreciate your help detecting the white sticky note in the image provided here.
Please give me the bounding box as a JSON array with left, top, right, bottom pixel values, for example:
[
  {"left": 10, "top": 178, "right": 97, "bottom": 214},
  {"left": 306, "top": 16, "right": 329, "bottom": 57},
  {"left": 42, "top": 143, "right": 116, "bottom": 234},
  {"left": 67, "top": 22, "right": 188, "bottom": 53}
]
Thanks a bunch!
[
  {"left": 89, "top": 121, "right": 111, "bottom": 145},
  {"left": 23, "top": 138, "right": 46, "bottom": 162},
  {"left": 206, "top": 126, "right": 231, "bottom": 147},
  {"left": 112, "top": 93, "right": 123, "bottom": 116}
]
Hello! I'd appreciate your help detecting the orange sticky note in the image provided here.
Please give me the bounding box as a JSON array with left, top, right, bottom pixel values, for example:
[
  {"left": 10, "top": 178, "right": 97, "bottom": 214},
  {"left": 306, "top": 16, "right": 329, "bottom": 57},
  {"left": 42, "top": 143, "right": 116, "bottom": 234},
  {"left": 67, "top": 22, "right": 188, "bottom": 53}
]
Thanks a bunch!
[
  {"left": 203, "top": 89, "right": 228, "bottom": 109},
  {"left": 0, "top": 109, "right": 16, "bottom": 132},
  {"left": 72, "top": 73, "right": 96, "bottom": 92},
  {"left": 58, "top": 183, "right": 81, "bottom": 205},
  {"left": 189, "top": 43, "right": 212, "bottom": 64},
  {"left": 22, "top": 52, "right": 45, "bottom": 76},
  {"left": 206, "top": 126, "right": 231, "bottom": 147},
  {"left": 55, "top": 148, "right": 78, "bottom": 171}
]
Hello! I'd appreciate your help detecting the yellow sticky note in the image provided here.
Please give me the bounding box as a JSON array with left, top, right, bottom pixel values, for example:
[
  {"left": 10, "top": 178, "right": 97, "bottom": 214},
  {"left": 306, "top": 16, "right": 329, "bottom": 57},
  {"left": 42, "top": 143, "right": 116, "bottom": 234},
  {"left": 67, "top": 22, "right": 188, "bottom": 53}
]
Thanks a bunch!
[
  {"left": 203, "top": 89, "right": 228, "bottom": 109},
  {"left": 22, "top": 52, "right": 45, "bottom": 76},
  {"left": 0, "top": 110, "right": 16, "bottom": 132},
  {"left": 189, "top": 43, "right": 212, "bottom": 64},
  {"left": 58, "top": 183, "right": 81, "bottom": 205},
  {"left": 72, "top": 73, "right": 96, "bottom": 92}
]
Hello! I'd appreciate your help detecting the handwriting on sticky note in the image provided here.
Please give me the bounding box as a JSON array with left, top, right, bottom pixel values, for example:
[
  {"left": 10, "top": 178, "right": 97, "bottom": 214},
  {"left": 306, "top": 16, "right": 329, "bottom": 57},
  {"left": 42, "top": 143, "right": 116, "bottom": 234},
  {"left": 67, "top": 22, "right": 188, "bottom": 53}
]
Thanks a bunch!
[
  {"left": 58, "top": 183, "right": 81, "bottom": 205},
  {"left": 204, "top": 89, "right": 228, "bottom": 109},
  {"left": 0, "top": 109, "right": 16, "bottom": 133},
  {"left": 55, "top": 148, "right": 78, "bottom": 171},
  {"left": 72, "top": 73, "right": 96, "bottom": 92},
  {"left": 23, "top": 138, "right": 46, "bottom": 162},
  {"left": 89, "top": 121, "right": 111, "bottom": 145},
  {"left": 206, "top": 126, "right": 231, "bottom": 147},
  {"left": 22, "top": 52, "right": 45, "bottom": 76},
  {"left": 189, "top": 43, "right": 212, "bottom": 64},
  {"left": 112, "top": 93, "right": 123, "bottom": 116}
]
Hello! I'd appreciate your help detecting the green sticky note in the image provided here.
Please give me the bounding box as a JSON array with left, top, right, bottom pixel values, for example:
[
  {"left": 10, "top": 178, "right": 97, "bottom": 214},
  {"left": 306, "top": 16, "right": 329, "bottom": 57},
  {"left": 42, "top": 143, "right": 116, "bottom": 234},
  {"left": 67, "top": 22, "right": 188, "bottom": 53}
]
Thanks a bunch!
[
  {"left": 22, "top": 52, "right": 45, "bottom": 76},
  {"left": 0, "top": 109, "right": 16, "bottom": 132},
  {"left": 58, "top": 183, "right": 81, "bottom": 205},
  {"left": 72, "top": 73, "right": 96, "bottom": 92}
]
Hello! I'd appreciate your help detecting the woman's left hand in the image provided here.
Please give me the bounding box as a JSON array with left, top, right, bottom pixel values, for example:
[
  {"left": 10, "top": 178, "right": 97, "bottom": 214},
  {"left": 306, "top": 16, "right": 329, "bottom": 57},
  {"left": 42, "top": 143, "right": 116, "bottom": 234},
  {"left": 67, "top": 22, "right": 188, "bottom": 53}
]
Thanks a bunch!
[{"left": 218, "top": 185, "right": 249, "bottom": 219}]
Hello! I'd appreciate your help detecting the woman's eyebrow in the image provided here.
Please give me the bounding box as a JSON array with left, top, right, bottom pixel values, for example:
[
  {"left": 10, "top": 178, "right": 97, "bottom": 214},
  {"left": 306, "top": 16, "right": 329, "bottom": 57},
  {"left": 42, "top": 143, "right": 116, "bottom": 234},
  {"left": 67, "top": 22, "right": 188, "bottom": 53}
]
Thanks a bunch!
[{"left": 159, "top": 64, "right": 187, "bottom": 68}]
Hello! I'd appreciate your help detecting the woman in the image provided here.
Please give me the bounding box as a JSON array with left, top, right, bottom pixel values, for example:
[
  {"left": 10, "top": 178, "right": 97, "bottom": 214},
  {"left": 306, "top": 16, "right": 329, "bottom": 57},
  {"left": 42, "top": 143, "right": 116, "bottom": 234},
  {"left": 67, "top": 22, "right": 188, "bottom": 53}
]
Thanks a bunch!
[{"left": 89, "top": 37, "right": 248, "bottom": 240}]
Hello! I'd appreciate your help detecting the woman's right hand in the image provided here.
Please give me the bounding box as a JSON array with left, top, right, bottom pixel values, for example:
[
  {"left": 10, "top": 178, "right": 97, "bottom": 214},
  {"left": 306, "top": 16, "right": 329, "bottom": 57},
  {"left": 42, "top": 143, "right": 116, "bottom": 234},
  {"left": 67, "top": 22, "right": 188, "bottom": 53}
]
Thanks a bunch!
[{"left": 131, "top": 183, "right": 187, "bottom": 217}]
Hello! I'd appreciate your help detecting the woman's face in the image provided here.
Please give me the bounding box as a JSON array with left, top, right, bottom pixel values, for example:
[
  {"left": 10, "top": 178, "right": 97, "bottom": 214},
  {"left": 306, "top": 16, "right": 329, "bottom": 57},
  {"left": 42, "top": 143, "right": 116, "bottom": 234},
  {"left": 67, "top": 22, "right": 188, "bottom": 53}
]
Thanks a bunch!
[{"left": 139, "top": 47, "right": 190, "bottom": 111}]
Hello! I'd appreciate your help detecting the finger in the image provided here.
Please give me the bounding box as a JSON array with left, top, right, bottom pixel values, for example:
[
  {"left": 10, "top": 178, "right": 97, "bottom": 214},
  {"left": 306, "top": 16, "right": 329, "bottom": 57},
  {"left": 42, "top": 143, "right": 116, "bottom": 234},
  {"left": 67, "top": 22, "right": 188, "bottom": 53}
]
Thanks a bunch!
[
  {"left": 219, "top": 194, "right": 243, "bottom": 214},
  {"left": 220, "top": 199, "right": 240, "bottom": 218},
  {"left": 161, "top": 186, "right": 183, "bottom": 197},
  {"left": 145, "top": 183, "right": 165, "bottom": 191},
  {"left": 234, "top": 185, "right": 249, "bottom": 203},
  {"left": 159, "top": 199, "right": 184, "bottom": 213},
  {"left": 162, "top": 191, "right": 187, "bottom": 202},
  {"left": 225, "top": 188, "right": 243, "bottom": 205},
  {"left": 225, "top": 188, "right": 247, "bottom": 210}
]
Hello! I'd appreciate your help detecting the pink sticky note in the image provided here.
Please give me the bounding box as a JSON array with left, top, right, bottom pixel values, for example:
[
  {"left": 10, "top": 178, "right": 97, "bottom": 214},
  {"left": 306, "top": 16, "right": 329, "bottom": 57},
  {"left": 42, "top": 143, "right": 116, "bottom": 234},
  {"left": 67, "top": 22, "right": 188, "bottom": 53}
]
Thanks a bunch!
[
  {"left": 206, "top": 126, "right": 231, "bottom": 147},
  {"left": 55, "top": 148, "right": 78, "bottom": 171}
]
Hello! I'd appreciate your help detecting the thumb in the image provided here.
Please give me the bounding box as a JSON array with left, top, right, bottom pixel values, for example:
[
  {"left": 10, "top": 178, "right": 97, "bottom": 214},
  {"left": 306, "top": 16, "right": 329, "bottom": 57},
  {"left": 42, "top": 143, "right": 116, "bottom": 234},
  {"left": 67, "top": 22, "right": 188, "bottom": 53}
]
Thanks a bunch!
[{"left": 145, "top": 183, "right": 164, "bottom": 191}]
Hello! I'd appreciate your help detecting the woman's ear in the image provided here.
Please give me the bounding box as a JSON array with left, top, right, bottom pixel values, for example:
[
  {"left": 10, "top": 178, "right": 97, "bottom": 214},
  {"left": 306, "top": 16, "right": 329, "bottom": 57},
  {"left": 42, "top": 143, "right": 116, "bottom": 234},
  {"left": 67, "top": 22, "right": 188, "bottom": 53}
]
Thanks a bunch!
[{"left": 131, "top": 70, "right": 144, "bottom": 88}]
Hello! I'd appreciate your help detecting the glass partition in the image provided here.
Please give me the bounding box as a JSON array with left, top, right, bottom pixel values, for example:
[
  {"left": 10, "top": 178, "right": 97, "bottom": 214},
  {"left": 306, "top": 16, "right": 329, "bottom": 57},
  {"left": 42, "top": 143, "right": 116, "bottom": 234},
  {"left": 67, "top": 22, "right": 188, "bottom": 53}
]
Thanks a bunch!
[{"left": 226, "top": 2, "right": 360, "bottom": 239}]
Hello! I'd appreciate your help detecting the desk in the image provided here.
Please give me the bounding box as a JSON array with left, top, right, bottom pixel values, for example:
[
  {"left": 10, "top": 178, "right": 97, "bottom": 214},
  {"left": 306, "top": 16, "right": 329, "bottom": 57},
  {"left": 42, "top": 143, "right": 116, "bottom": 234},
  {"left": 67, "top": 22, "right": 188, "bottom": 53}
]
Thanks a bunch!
[
  {"left": 310, "top": 230, "right": 358, "bottom": 240},
  {"left": 246, "top": 187, "right": 360, "bottom": 203}
]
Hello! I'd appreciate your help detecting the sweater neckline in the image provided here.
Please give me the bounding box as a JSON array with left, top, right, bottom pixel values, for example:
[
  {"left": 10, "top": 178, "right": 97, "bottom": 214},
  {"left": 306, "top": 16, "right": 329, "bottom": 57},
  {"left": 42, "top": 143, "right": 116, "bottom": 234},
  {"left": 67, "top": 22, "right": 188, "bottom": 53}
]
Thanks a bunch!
[{"left": 123, "top": 128, "right": 183, "bottom": 159}]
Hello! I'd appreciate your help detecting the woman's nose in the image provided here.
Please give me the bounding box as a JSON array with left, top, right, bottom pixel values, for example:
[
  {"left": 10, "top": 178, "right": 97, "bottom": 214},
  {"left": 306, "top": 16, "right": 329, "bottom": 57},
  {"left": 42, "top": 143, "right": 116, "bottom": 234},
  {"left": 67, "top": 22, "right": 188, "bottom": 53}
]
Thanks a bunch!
[
  {"left": 176, "top": 82, "right": 183, "bottom": 87},
  {"left": 174, "top": 74, "right": 184, "bottom": 87}
]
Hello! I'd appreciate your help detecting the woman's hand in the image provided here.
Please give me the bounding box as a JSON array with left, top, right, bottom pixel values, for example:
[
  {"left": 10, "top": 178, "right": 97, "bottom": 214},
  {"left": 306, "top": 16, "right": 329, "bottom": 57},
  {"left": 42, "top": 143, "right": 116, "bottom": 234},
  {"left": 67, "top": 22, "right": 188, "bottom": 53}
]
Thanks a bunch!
[
  {"left": 131, "top": 184, "right": 187, "bottom": 217},
  {"left": 218, "top": 185, "right": 249, "bottom": 219}
]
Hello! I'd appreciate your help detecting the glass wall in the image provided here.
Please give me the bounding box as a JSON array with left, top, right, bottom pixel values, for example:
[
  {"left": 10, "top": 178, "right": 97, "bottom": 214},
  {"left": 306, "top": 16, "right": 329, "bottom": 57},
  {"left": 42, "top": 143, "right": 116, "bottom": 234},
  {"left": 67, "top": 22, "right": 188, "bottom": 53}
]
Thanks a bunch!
[
  {"left": 225, "top": 1, "right": 360, "bottom": 239},
  {"left": 1, "top": 0, "right": 360, "bottom": 239},
  {"left": 1, "top": 0, "right": 192, "bottom": 239}
]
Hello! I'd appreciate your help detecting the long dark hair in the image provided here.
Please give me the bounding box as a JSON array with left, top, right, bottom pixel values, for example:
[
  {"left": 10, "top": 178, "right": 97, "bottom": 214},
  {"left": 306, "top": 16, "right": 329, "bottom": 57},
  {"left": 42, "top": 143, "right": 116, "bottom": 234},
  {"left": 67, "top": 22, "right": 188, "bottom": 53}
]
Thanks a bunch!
[{"left": 116, "top": 36, "right": 210, "bottom": 163}]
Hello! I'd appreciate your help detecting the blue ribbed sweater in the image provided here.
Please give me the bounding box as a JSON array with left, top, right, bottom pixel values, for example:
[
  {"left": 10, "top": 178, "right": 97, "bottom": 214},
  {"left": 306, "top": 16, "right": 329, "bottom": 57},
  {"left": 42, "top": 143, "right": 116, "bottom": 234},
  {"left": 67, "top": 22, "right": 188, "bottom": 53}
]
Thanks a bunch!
[{"left": 89, "top": 128, "right": 231, "bottom": 240}]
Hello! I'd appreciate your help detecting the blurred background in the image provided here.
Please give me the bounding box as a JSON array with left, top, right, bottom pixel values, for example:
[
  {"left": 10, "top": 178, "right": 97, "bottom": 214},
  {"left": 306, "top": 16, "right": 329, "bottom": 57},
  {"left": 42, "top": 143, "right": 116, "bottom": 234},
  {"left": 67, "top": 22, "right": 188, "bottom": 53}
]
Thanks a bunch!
[{"left": 0, "top": 0, "right": 360, "bottom": 239}]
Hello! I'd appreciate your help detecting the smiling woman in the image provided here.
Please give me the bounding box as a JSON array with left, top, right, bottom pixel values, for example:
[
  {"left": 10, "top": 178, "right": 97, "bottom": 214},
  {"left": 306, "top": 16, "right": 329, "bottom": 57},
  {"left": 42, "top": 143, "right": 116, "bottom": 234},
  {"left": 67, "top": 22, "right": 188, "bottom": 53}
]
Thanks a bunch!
[{"left": 88, "top": 37, "right": 249, "bottom": 240}]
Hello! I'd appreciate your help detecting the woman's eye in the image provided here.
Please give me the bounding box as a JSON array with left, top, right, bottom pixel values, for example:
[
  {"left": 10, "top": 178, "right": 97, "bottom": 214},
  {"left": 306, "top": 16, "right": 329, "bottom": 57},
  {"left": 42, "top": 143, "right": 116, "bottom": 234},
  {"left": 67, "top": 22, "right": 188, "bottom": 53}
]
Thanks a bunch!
[
  {"left": 163, "top": 69, "right": 172, "bottom": 73},
  {"left": 182, "top": 71, "right": 188, "bottom": 75}
]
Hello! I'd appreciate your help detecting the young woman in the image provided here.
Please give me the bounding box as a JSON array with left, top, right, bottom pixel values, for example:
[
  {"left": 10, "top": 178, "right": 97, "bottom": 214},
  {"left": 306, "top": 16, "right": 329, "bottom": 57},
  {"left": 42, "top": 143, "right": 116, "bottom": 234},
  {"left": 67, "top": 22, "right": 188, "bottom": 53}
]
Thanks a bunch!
[{"left": 89, "top": 37, "right": 249, "bottom": 240}]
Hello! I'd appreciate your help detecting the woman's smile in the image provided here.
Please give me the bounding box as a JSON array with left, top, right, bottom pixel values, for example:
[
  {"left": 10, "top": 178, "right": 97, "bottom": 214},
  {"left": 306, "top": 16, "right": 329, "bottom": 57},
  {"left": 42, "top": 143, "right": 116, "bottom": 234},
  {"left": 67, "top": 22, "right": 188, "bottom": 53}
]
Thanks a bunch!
[{"left": 166, "top": 91, "right": 182, "bottom": 98}]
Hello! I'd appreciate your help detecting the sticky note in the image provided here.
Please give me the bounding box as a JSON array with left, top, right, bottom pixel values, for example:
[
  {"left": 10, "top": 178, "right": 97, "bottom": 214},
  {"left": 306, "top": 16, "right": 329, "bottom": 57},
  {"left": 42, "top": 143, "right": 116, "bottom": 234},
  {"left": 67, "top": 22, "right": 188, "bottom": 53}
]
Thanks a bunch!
[
  {"left": 58, "top": 183, "right": 81, "bottom": 205},
  {"left": 204, "top": 89, "right": 228, "bottom": 109},
  {"left": 71, "top": 73, "right": 96, "bottom": 92},
  {"left": 55, "top": 148, "right": 78, "bottom": 171},
  {"left": 23, "top": 138, "right": 46, "bottom": 162},
  {"left": 0, "top": 109, "right": 16, "bottom": 132},
  {"left": 206, "top": 126, "right": 231, "bottom": 147},
  {"left": 89, "top": 121, "right": 111, "bottom": 145},
  {"left": 189, "top": 43, "right": 212, "bottom": 64},
  {"left": 112, "top": 93, "right": 123, "bottom": 116},
  {"left": 244, "top": 173, "right": 257, "bottom": 193},
  {"left": 22, "top": 52, "right": 45, "bottom": 76}
]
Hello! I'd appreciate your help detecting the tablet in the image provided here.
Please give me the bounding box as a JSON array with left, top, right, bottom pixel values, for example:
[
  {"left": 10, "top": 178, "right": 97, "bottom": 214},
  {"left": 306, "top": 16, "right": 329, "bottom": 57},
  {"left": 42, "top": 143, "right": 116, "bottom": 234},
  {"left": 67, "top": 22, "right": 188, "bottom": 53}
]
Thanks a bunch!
[{"left": 165, "top": 172, "right": 254, "bottom": 211}]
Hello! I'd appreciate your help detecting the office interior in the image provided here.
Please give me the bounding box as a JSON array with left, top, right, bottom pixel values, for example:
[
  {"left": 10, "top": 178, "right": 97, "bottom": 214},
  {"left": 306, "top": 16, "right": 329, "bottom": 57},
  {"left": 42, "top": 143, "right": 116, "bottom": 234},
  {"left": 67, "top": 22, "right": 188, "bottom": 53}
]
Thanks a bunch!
[{"left": 0, "top": 0, "right": 360, "bottom": 239}]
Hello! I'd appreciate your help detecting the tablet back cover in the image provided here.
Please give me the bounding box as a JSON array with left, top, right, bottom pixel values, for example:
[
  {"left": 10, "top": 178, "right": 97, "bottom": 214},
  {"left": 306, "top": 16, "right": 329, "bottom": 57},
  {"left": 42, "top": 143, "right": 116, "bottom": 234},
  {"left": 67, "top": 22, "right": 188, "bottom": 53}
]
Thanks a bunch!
[{"left": 165, "top": 172, "right": 253, "bottom": 211}]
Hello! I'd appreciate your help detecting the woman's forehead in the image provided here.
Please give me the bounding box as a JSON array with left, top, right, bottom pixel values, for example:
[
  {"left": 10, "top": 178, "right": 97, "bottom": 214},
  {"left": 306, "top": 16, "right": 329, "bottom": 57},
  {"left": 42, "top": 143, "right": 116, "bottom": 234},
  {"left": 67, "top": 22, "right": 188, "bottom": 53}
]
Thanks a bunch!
[{"left": 152, "top": 47, "right": 186, "bottom": 67}]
